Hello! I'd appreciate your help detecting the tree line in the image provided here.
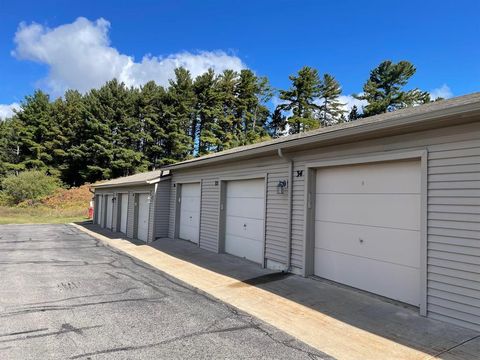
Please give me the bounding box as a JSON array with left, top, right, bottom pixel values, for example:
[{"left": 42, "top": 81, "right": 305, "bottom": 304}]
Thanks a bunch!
[{"left": 0, "top": 60, "right": 435, "bottom": 187}]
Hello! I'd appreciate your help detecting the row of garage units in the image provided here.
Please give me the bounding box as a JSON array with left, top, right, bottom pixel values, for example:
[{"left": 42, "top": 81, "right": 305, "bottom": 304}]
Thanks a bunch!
[
  {"left": 173, "top": 178, "right": 266, "bottom": 264},
  {"left": 164, "top": 120, "right": 480, "bottom": 332},
  {"left": 92, "top": 98, "right": 480, "bottom": 332},
  {"left": 169, "top": 157, "right": 422, "bottom": 307},
  {"left": 92, "top": 176, "right": 171, "bottom": 243}
]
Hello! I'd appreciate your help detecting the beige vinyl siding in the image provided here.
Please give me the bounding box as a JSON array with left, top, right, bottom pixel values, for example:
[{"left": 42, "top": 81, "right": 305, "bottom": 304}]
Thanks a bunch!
[
  {"left": 426, "top": 138, "right": 480, "bottom": 331},
  {"left": 154, "top": 180, "right": 171, "bottom": 239},
  {"left": 285, "top": 122, "right": 480, "bottom": 331},
  {"left": 199, "top": 178, "right": 220, "bottom": 252},
  {"left": 168, "top": 157, "right": 290, "bottom": 263},
  {"left": 94, "top": 195, "right": 100, "bottom": 224},
  {"left": 266, "top": 168, "right": 289, "bottom": 264},
  {"left": 168, "top": 184, "right": 176, "bottom": 239}
]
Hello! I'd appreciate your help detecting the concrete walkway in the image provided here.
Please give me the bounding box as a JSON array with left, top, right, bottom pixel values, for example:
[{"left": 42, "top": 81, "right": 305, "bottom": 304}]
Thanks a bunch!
[{"left": 74, "top": 223, "right": 480, "bottom": 360}]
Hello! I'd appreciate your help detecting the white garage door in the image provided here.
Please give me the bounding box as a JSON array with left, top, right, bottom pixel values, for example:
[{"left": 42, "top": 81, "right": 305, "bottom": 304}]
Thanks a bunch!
[
  {"left": 179, "top": 183, "right": 201, "bottom": 243},
  {"left": 120, "top": 193, "right": 128, "bottom": 234},
  {"left": 105, "top": 195, "right": 113, "bottom": 230},
  {"left": 225, "top": 179, "right": 265, "bottom": 264},
  {"left": 314, "top": 160, "right": 421, "bottom": 306},
  {"left": 97, "top": 195, "right": 103, "bottom": 226},
  {"left": 137, "top": 193, "right": 150, "bottom": 242}
]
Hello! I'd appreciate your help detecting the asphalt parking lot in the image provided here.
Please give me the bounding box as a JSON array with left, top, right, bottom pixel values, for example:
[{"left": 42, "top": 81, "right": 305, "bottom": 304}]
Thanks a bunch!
[{"left": 0, "top": 224, "right": 328, "bottom": 359}]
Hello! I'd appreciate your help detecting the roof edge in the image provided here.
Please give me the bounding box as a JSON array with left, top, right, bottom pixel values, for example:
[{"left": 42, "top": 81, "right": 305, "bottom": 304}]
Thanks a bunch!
[{"left": 164, "top": 99, "right": 480, "bottom": 170}]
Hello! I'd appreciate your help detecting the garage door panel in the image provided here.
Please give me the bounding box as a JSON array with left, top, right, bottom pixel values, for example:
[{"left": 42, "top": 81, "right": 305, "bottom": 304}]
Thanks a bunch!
[
  {"left": 225, "top": 234, "right": 263, "bottom": 264},
  {"left": 137, "top": 194, "right": 149, "bottom": 242},
  {"left": 181, "top": 197, "right": 201, "bottom": 212},
  {"left": 225, "top": 179, "right": 264, "bottom": 264},
  {"left": 179, "top": 224, "right": 198, "bottom": 243},
  {"left": 316, "top": 193, "right": 421, "bottom": 230},
  {"left": 316, "top": 161, "right": 420, "bottom": 194},
  {"left": 314, "top": 248, "right": 420, "bottom": 305},
  {"left": 315, "top": 221, "right": 420, "bottom": 268},
  {"left": 179, "top": 209, "right": 200, "bottom": 227},
  {"left": 314, "top": 160, "right": 421, "bottom": 306},
  {"left": 227, "top": 179, "right": 264, "bottom": 197},
  {"left": 179, "top": 183, "right": 200, "bottom": 243},
  {"left": 182, "top": 183, "right": 200, "bottom": 197},
  {"left": 225, "top": 197, "right": 264, "bottom": 219},
  {"left": 226, "top": 216, "right": 264, "bottom": 241},
  {"left": 120, "top": 193, "right": 128, "bottom": 234}
]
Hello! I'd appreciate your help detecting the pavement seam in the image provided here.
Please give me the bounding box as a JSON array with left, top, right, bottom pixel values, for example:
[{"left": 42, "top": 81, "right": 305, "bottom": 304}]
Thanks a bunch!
[{"left": 427, "top": 334, "right": 480, "bottom": 359}]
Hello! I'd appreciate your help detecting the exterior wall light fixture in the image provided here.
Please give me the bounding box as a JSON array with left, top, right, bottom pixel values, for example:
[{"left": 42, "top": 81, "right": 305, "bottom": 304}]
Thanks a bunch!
[{"left": 277, "top": 180, "right": 288, "bottom": 194}]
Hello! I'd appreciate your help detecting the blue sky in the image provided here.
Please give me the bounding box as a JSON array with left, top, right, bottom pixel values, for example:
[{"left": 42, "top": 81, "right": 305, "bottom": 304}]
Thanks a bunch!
[{"left": 1, "top": 0, "right": 479, "bottom": 117}]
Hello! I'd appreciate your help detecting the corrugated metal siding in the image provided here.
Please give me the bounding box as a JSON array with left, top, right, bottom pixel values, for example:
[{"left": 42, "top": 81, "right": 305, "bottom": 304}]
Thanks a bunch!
[
  {"left": 168, "top": 157, "right": 290, "bottom": 263},
  {"left": 154, "top": 180, "right": 171, "bottom": 239},
  {"left": 426, "top": 138, "right": 480, "bottom": 331}
]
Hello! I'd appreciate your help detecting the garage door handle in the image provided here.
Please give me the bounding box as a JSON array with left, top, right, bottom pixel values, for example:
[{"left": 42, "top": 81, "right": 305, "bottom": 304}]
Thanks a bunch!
[
  {"left": 243, "top": 224, "right": 247, "bottom": 229},
  {"left": 359, "top": 238, "right": 364, "bottom": 244}
]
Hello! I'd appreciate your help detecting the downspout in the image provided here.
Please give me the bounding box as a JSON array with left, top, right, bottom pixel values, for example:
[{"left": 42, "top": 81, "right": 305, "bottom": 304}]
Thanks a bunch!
[{"left": 277, "top": 148, "right": 293, "bottom": 272}]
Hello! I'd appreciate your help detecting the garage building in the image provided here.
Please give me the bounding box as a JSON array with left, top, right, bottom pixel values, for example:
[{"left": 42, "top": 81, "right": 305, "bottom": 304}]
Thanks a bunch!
[
  {"left": 91, "top": 170, "right": 171, "bottom": 242},
  {"left": 91, "top": 94, "right": 480, "bottom": 332},
  {"left": 161, "top": 94, "right": 480, "bottom": 331}
]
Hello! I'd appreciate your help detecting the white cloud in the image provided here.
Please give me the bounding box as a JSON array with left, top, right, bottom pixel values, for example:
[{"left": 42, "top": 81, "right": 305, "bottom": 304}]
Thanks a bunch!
[
  {"left": 0, "top": 103, "right": 20, "bottom": 120},
  {"left": 12, "top": 17, "right": 246, "bottom": 95},
  {"left": 430, "top": 84, "right": 453, "bottom": 100},
  {"left": 338, "top": 95, "right": 368, "bottom": 114}
]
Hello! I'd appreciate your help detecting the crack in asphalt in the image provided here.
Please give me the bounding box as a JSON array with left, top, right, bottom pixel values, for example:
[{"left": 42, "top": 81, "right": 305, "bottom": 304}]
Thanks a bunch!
[
  {"left": 0, "top": 324, "right": 102, "bottom": 344},
  {"left": 70, "top": 324, "right": 256, "bottom": 359},
  {"left": 0, "top": 328, "right": 49, "bottom": 337},
  {"left": 0, "top": 296, "right": 167, "bottom": 318},
  {"left": 18, "top": 287, "right": 138, "bottom": 306}
]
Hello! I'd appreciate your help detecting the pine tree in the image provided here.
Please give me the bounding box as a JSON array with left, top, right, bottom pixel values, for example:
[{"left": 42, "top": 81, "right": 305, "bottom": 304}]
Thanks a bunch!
[
  {"left": 139, "top": 81, "right": 167, "bottom": 170},
  {"left": 355, "top": 60, "right": 431, "bottom": 117},
  {"left": 11, "top": 90, "right": 62, "bottom": 174},
  {"left": 319, "top": 73, "right": 346, "bottom": 126},
  {"left": 267, "top": 107, "right": 287, "bottom": 138},
  {"left": 194, "top": 69, "right": 222, "bottom": 155},
  {"left": 235, "top": 70, "right": 272, "bottom": 145},
  {"left": 216, "top": 70, "right": 239, "bottom": 151},
  {"left": 163, "top": 68, "right": 196, "bottom": 163},
  {"left": 278, "top": 66, "right": 321, "bottom": 134},
  {"left": 348, "top": 105, "right": 359, "bottom": 121}
]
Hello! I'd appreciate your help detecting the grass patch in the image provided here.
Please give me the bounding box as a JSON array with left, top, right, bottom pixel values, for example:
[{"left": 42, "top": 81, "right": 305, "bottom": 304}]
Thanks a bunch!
[
  {"left": 0, "top": 185, "right": 92, "bottom": 225},
  {"left": 0, "top": 206, "right": 89, "bottom": 224}
]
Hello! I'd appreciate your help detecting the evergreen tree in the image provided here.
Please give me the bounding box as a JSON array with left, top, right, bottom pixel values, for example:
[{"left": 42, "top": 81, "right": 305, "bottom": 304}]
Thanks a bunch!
[
  {"left": 11, "top": 90, "right": 61, "bottom": 173},
  {"left": 139, "top": 81, "right": 167, "bottom": 169},
  {"left": 163, "top": 68, "right": 196, "bottom": 163},
  {"left": 277, "top": 66, "right": 321, "bottom": 134},
  {"left": 348, "top": 105, "right": 359, "bottom": 121},
  {"left": 216, "top": 70, "right": 239, "bottom": 151},
  {"left": 194, "top": 69, "right": 222, "bottom": 155},
  {"left": 319, "top": 73, "right": 346, "bottom": 126},
  {"left": 355, "top": 60, "right": 430, "bottom": 116},
  {"left": 267, "top": 107, "right": 287, "bottom": 138},
  {"left": 234, "top": 70, "right": 272, "bottom": 145}
]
